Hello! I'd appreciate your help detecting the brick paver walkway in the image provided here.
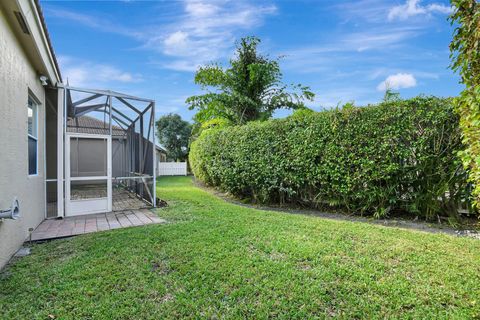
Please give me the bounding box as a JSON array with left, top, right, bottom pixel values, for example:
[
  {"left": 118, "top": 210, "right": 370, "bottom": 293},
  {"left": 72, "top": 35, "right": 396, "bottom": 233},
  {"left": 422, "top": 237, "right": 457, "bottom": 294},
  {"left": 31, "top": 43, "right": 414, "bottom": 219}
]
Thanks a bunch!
[{"left": 30, "top": 209, "right": 166, "bottom": 241}]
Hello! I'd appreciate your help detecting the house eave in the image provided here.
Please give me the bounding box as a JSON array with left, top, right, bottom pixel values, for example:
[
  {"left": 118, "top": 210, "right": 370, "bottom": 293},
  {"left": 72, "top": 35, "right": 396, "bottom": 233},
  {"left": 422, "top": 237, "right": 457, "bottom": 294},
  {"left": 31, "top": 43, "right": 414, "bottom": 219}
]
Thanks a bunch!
[{"left": 1, "top": 0, "right": 62, "bottom": 85}]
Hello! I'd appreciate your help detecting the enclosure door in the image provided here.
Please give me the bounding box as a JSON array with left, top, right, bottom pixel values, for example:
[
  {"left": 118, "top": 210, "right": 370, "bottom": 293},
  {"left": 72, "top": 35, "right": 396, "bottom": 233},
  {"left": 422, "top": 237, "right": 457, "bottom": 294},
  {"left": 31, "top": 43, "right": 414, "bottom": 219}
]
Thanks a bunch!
[{"left": 66, "top": 133, "right": 112, "bottom": 216}]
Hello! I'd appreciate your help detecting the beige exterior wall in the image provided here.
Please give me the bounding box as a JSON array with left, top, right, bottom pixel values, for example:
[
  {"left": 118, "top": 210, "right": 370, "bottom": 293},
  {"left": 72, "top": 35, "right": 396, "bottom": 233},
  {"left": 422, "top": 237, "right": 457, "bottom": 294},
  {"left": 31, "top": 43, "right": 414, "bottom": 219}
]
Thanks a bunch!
[{"left": 0, "top": 8, "right": 46, "bottom": 268}]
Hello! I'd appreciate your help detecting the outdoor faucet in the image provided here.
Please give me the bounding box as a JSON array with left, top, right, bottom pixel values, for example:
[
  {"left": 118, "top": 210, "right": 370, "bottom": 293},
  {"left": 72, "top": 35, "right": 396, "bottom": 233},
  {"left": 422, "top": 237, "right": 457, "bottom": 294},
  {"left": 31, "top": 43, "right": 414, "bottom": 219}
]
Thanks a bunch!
[{"left": 0, "top": 198, "right": 20, "bottom": 220}]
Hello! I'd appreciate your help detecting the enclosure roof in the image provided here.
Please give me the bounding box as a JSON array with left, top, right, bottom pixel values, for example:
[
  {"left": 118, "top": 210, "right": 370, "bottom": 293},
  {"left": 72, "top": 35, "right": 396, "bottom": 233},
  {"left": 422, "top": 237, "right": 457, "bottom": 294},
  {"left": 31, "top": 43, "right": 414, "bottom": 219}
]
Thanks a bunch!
[{"left": 63, "top": 85, "right": 155, "bottom": 103}]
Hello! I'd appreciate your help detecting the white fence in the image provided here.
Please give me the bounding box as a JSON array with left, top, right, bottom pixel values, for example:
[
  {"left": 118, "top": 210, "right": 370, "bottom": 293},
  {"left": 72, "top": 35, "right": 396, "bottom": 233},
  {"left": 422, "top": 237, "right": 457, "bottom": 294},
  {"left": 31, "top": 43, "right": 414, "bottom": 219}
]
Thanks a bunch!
[{"left": 157, "top": 162, "right": 188, "bottom": 176}]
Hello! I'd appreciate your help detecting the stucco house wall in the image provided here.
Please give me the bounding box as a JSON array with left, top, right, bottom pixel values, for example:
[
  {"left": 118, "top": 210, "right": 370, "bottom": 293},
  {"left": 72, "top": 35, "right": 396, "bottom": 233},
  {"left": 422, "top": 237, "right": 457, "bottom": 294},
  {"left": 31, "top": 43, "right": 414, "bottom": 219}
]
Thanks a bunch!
[
  {"left": 0, "top": 0, "right": 61, "bottom": 268},
  {"left": 0, "top": 7, "right": 48, "bottom": 267}
]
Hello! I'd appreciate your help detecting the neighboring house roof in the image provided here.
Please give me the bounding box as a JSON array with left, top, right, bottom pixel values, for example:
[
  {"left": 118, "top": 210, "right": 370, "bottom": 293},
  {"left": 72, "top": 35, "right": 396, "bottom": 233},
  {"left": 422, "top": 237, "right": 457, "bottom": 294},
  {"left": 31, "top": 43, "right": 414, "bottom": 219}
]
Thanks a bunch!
[
  {"left": 67, "top": 116, "right": 125, "bottom": 136},
  {"left": 156, "top": 144, "right": 167, "bottom": 154}
]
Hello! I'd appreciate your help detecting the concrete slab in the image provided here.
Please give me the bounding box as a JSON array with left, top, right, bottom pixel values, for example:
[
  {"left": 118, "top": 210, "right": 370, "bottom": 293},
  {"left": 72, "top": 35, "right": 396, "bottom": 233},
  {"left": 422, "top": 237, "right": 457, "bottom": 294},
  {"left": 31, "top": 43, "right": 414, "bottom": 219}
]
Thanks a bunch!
[{"left": 30, "top": 210, "right": 165, "bottom": 241}]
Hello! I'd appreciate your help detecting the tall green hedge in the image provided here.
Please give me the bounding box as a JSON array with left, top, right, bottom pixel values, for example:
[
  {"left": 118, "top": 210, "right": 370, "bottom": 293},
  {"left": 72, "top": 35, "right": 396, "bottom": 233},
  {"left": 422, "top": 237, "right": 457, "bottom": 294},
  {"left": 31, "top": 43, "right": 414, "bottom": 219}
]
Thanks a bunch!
[{"left": 190, "top": 97, "right": 472, "bottom": 219}]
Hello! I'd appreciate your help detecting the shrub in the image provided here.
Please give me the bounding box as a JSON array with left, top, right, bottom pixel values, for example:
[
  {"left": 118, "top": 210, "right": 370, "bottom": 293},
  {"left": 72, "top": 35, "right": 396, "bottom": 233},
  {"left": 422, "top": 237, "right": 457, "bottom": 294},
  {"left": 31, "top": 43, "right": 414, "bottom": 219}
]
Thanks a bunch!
[
  {"left": 190, "top": 96, "right": 473, "bottom": 220},
  {"left": 449, "top": 0, "right": 480, "bottom": 210}
]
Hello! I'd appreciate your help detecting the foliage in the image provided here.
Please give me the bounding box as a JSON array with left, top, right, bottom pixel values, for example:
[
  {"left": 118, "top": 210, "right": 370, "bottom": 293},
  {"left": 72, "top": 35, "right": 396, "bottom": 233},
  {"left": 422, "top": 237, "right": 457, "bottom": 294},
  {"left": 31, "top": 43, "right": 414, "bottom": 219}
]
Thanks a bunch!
[
  {"left": 1, "top": 176, "right": 479, "bottom": 319},
  {"left": 189, "top": 117, "right": 233, "bottom": 143},
  {"left": 449, "top": 0, "right": 480, "bottom": 209},
  {"left": 190, "top": 96, "right": 472, "bottom": 220},
  {"left": 186, "top": 36, "right": 315, "bottom": 125},
  {"left": 383, "top": 88, "right": 401, "bottom": 102},
  {"left": 155, "top": 113, "right": 191, "bottom": 161}
]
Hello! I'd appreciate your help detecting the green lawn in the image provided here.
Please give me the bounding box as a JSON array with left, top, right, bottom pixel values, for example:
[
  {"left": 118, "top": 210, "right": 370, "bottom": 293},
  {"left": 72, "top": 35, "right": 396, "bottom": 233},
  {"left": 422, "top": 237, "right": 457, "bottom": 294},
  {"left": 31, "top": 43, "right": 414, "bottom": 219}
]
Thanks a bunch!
[{"left": 1, "top": 177, "right": 479, "bottom": 319}]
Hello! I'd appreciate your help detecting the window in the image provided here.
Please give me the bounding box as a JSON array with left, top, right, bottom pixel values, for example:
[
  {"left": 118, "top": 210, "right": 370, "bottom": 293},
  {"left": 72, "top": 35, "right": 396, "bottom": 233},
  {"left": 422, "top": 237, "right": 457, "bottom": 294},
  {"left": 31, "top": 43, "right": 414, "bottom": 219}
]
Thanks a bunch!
[{"left": 28, "top": 95, "right": 38, "bottom": 175}]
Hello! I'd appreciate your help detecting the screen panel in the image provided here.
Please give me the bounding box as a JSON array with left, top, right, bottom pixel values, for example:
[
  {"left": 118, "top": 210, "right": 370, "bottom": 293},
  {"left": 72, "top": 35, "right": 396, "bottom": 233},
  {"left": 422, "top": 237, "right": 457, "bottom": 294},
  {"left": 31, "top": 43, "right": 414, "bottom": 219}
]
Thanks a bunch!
[
  {"left": 70, "top": 180, "right": 108, "bottom": 200},
  {"left": 70, "top": 137, "right": 107, "bottom": 177}
]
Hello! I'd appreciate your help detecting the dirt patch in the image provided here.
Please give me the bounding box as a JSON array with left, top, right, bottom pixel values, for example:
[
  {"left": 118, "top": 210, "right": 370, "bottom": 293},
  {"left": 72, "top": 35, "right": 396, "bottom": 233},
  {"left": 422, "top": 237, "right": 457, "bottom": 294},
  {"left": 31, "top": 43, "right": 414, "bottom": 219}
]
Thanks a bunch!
[
  {"left": 156, "top": 198, "right": 168, "bottom": 208},
  {"left": 151, "top": 260, "right": 172, "bottom": 275}
]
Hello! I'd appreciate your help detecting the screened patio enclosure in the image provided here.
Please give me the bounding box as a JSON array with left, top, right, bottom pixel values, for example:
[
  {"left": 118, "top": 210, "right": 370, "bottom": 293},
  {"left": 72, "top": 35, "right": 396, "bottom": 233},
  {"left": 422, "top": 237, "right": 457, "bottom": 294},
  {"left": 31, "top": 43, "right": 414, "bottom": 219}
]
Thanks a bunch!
[{"left": 46, "top": 86, "right": 156, "bottom": 218}]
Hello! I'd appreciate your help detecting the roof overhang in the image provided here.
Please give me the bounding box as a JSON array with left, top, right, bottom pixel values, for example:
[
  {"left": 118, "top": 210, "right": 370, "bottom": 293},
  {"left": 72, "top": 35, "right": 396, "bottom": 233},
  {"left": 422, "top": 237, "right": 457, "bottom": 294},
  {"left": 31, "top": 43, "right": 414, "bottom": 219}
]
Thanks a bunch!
[
  {"left": 155, "top": 145, "right": 167, "bottom": 153},
  {"left": 0, "top": 0, "right": 62, "bottom": 85}
]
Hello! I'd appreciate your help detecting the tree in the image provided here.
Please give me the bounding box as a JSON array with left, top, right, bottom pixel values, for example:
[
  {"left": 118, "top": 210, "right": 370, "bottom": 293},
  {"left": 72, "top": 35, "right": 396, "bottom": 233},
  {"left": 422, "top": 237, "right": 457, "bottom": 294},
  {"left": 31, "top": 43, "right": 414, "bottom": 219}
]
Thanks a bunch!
[
  {"left": 186, "top": 36, "right": 315, "bottom": 125},
  {"left": 449, "top": 0, "right": 480, "bottom": 209},
  {"left": 383, "top": 88, "right": 401, "bottom": 103},
  {"left": 156, "top": 113, "right": 191, "bottom": 162}
]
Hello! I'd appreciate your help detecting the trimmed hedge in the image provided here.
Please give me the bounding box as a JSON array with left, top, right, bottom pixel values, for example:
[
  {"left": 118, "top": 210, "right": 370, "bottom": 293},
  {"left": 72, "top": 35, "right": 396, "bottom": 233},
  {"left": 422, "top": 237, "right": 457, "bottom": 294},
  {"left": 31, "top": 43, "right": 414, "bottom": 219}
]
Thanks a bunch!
[{"left": 190, "top": 97, "right": 472, "bottom": 219}]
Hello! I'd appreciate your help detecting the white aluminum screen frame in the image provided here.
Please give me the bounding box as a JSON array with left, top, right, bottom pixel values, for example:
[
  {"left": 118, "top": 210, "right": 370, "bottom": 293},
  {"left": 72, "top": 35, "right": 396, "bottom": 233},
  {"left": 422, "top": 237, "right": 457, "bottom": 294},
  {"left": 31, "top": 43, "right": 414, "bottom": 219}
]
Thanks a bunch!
[
  {"left": 65, "top": 133, "right": 112, "bottom": 216},
  {"left": 53, "top": 85, "right": 156, "bottom": 219}
]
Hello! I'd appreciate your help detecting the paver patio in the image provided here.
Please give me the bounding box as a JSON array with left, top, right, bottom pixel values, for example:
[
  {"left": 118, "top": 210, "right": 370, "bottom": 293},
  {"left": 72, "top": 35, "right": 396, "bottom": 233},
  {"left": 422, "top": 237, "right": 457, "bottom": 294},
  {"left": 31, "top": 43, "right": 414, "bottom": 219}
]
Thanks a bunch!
[{"left": 30, "top": 209, "right": 166, "bottom": 241}]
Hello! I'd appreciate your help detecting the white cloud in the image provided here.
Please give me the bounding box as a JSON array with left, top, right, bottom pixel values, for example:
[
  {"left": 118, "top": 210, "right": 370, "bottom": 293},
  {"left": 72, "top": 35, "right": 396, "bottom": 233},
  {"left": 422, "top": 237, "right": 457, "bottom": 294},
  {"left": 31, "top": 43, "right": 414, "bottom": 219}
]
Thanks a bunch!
[
  {"left": 377, "top": 73, "right": 417, "bottom": 91},
  {"left": 161, "top": 60, "right": 200, "bottom": 72},
  {"left": 152, "top": 0, "right": 277, "bottom": 71},
  {"left": 344, "top": 27, "right": 420, "bottom": 51},
  {"left": 369, "top": 68, "right": 439, "bottom": 80},
  {"left": 44, "top": 7, "right": 142, "bottom": 39},
  {"left": 164, "top": 31, "right": 189, "bottom": 47},
  {"left": 163, "top": 31, "right": 190, "bottom": 56},
  {"left": 427, "top": 3, "right": 454, "bottom": 14},
  {"left": 335, "top": 0, "right": 394, "bottom": 24},
  {"left": 280, "top": 26, "right": 421, "bottom": 74},
  {"left": 388, "top": 0, "right": 453, "bottom": 21},
  {"left": 59, "top": 56, "right": 142, "bottom": 87},
  {"left": 46, "top": 1, "right": 277, "bottom": 72},
  {"left": 185, "top": 1, "right": 220, "bottom": 17}
]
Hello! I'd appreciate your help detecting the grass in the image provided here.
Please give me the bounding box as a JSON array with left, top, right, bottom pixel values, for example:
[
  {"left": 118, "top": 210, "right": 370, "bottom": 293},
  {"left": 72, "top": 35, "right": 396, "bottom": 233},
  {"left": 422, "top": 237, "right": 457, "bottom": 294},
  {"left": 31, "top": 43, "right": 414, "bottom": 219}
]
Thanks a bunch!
[{"left": 1, "top": 176, "right": 479, "bottom": 319}]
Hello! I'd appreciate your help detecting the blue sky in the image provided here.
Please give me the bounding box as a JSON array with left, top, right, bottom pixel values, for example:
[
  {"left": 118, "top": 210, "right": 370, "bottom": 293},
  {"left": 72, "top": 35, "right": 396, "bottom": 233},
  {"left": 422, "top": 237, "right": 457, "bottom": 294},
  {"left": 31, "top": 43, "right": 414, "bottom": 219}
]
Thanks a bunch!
[{"left": 41, "top": 0, "right": 461, "bottom": 121}]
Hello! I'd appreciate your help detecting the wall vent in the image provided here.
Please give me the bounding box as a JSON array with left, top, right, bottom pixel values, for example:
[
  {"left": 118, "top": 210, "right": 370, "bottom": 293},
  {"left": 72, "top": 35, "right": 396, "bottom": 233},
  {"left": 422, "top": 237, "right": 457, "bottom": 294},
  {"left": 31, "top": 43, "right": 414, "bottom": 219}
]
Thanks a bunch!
[{"left": 14, "top": 11, "right": 30, "bottom": 35}]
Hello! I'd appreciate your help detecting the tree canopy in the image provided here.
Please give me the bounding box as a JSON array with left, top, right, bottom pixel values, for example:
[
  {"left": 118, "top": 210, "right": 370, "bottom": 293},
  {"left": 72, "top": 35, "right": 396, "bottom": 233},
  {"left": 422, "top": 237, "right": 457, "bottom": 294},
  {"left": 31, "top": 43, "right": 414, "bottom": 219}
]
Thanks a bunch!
[
  {"left": 155, "top": 113, "right": 191, "bottom": 162},
  {"left": 186, "top": 36, "right": 315, "bottom": 125}
]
